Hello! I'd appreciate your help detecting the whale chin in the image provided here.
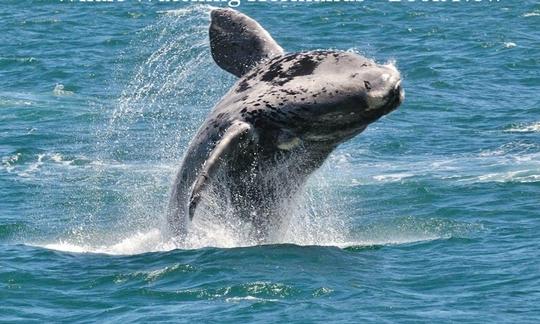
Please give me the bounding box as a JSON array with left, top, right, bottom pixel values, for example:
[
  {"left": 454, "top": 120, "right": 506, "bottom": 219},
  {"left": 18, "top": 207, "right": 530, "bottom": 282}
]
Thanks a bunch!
[
  {"left": 360, "top": 80, "right": 404, "bottom": 124},
  {"left": 304, "top": 81, "right": 403, "bottom": 145}
]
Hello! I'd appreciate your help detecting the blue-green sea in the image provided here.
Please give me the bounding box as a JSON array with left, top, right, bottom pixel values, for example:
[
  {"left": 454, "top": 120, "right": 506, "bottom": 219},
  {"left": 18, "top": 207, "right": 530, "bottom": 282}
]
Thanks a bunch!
[{"left": 1, "top": 1, "right": 539, "bottom": 322}]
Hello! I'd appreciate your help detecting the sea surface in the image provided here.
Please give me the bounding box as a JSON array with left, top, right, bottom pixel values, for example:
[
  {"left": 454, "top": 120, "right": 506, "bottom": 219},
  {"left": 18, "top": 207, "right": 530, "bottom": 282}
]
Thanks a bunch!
[{"left": 1, "top": 0, "right": 539, "bottom": 322}]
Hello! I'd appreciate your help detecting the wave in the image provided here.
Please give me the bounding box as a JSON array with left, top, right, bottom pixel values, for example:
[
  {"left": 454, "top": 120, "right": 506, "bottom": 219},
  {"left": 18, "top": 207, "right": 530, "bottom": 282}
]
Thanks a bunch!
[
  {"left": 372, "top": 173, "right": 414, "bottom": 183},
  {"left": 462, "top": 171, "right": 540, "bottom": 184},
  {"left": 39, "top": 229, "right": 175, "bottom": 255},
  {"left": 31, "top": 231, "right": 453, "bottom": 256},
  {"left": 0, "top": 56, "right": 38, "bottom": 67},
  {"left": 31, "top": 215, "right": 476, "bottom": 256},
  {"left": 1, "top": 152, "right": 98, "bottom": 177},
  {"left": 523, "top": 11, "right": 540, "bottom": 17},
  {"left": 505, "top": 122, "right": 540, "bottom": 133},
  {"left": 0, "top": 94, "right": 35, "bottom": 107},
  {"left": 52, "top": 84, "right": 74, "bottom": 96},
  {"left": 225, "top": 296, "right": 280, "bottom": 303},
  {"left": 0, "top": 149, "right": 181, "bottom": 179},
  {"left": 332, "top": 138, "right": 540, "bottom": 185},
  {"left": 32, "top": 230, "right": 442, "bottom": 255}
]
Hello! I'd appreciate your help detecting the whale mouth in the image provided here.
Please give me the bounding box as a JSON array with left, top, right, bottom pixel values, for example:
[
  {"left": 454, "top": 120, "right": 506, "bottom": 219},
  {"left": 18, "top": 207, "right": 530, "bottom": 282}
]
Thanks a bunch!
[
  {"left": 394, "top": 80, "right": 402, "bottom": 91},
  {"left": 301, "top": 79, "right": 403, "bottom": 143},
  {"left": 383, "top": 82, "right": 404, "bottom": 114},
  {"left": 394, "top": 80, "right": 405, "bottom": 104},
  {"left": 362, "top": 79, "right": 403, "bottom": 122}
]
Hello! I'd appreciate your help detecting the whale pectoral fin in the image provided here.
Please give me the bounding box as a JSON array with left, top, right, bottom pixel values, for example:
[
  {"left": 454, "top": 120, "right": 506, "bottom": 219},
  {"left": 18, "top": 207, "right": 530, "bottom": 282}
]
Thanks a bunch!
[
  {"left": 188, "top": 121, "right": 254, "bottom": 220},
  {"left": 209, "top": 8, "right": 284, "bottom": 77}
]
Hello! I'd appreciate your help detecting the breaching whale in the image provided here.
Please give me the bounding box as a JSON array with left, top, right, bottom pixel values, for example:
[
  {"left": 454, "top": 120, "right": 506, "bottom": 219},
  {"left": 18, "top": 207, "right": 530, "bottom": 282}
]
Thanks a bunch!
[{"left": 168, "top": 8, "right": 404, "bottom": 241}]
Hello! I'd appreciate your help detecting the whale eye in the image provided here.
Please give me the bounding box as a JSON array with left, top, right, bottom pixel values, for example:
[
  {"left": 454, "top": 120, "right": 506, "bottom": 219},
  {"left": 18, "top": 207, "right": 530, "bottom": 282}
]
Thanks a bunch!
[{"left": 364, "top": 81, "right": 372, "bottom": 90}]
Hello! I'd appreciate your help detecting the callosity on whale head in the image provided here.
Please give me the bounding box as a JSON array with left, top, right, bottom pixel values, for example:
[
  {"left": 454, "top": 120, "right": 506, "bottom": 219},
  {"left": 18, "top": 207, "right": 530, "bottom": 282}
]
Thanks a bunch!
[{"left": 167, "top": 8, "right": 404, "bottom": 240}]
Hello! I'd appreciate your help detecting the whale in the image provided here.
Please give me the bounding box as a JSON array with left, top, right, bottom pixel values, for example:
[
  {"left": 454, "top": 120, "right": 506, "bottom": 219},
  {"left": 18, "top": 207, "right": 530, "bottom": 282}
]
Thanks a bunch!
[{"left": 168, "top": 8, "right": 404, "bottom": 241}]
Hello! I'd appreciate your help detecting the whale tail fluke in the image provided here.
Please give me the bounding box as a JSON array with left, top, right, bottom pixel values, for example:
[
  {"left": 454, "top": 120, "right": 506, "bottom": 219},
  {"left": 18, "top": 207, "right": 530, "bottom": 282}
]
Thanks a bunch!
[{"left": 209, "top": 8, "right": 284, "bottom": 77}]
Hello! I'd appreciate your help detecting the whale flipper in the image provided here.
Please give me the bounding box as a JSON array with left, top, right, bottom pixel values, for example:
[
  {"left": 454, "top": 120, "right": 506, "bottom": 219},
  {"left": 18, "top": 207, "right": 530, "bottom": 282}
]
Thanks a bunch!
[
  {"left": 209, "top": 8, "right": 284, "bottom": 77},
  {"left": 188, "top": 121, "right": 255, "bottom": 220}
]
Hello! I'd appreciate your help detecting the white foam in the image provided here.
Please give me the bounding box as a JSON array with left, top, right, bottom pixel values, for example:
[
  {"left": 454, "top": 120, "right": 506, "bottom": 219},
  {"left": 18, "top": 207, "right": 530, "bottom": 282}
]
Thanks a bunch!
[
  {"left": 332, "top": 236, "right": 440, "bottom": 249},
  {"left": 225, "top": 296, "right": 279, "bottom": 303},
  {"left": 1, "top": 152, "right": 21, "bottom": 173},
  {"left": 53, "top": 84, "right": 74, "bottom": 96},
  {"left": 470, "top": 171, "right": 540, "bottom": 184},
  {"left": 35, "top": 228, "right": 442, "bottom": 256},
  {"left": 373, "top": 173, "right": 414, "bottom": 183},
  {"left": 505, "top": 122, "right": 540, "bottom": 133},
  {"left": 34, "top": 210, "right": 453, "bottom": 256},
  {"left": 523, "top": 11, "right": 540, "bottom": 17},
  {"left": 18, "top": 154, "right": 45, "bottom": 177},
  {"left": 1, "top": 152, "right": 97, "bottom": 178},
  {"left": 40, "top": 229, "right": 176, "bottom": 255}
]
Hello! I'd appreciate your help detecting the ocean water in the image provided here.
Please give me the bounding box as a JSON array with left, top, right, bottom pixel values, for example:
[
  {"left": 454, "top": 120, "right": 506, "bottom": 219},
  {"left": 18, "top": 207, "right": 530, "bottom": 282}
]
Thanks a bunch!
[{"left": 1, "top": 0, "right": 539, "bottom": 322}]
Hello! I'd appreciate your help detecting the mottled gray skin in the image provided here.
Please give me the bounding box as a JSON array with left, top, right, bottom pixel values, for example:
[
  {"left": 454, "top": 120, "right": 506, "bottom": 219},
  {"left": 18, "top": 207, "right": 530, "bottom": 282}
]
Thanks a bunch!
[{"left": 168, "top": 9, "right": 404, "bottom": 240}]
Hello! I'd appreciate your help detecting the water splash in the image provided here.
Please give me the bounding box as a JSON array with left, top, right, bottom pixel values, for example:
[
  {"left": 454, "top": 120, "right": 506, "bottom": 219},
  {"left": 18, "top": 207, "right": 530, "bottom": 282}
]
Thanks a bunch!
[
  {"left": 34, "top": 153, "right": 475, "bottom": 255},
  {"left": 102, "top": 5, "right": 230, "bottom": 163},
  {"left": 28, "top": 5, "right": 480, "bottom": 255},
  {"left": 79, "top": 5, "right": 227, "bottom": 242},
  {"left": 53, "top": 3, "right": 356, "bottom": 253}
]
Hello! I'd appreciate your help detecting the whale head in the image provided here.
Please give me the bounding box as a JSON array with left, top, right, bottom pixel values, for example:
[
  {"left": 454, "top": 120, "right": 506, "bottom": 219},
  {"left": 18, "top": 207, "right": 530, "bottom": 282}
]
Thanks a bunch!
[
  {"left": 250, "top": 51, "right": 404, "bottom": 143},
  {"left": 209, "top": 8, "right": 404, "bottom": 146}
]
